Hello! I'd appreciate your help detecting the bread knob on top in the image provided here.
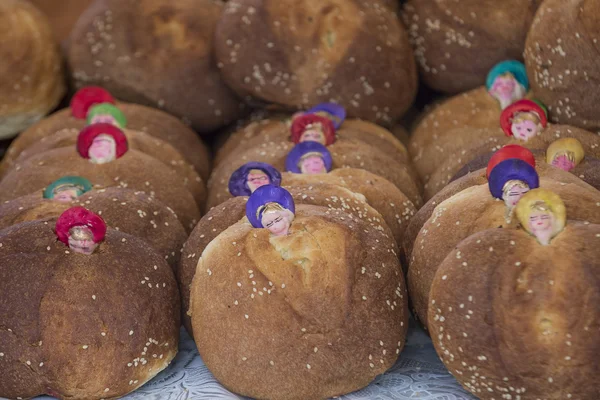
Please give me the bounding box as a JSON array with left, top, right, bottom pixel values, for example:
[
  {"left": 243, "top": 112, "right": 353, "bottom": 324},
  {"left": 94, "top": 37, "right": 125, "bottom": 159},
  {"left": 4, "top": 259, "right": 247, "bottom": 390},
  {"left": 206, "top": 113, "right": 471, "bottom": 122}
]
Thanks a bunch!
[
  {"left": 429, "top": 189, "right": 600, "bottom": 400},
  {"left": 189, "top": 185, "right": 408, "bottom": 399},
  {"left": 0, "top": 207, "right": 179, "bottom": 400}
]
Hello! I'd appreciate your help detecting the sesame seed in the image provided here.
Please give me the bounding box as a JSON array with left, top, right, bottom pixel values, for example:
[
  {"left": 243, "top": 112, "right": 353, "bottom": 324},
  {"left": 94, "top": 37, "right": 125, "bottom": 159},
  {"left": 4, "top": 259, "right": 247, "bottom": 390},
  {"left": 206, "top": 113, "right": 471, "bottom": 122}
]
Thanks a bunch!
[
  {"left": 82, "top": 345, "right": 89, "bottom": 349},
  {"left": 306, "top": 364, "right": 311, "bottom": 369},
  {"left": 129, "top": 330, "right": 134, "bottom": 336}
]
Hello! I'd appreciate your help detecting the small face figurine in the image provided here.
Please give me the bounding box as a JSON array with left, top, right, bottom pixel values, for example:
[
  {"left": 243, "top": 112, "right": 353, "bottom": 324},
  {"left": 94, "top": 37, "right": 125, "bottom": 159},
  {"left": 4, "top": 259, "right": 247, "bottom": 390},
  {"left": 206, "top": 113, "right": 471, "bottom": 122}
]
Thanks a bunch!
[
  {"left": 299, "top": 153, "right": 326, "bottom": 174},
  {"left": 259, "top": 203, "right": 294, "bottom": 236},
  {"left": 89, "top": 113, "right": 118, "bottom": 126},
  {"left": 246, "top": 169, "right": 271, "bottom": 192},
  {"left": 489, "top": 73, "right": 526, "bottom": 109},
  {"left": 52, "top": 185, "right": 82, "bottom": 202},
  {"left": 67, "top": 225, "right": 98, "bottom": 255},
  {"left": 299, "top": 123, "right": 326, "bottom": 145},
  {"left": 551, "top": 152, "right": 576, "bottom": 172},
  {"left": 502, "top": 180, "right": 530, "bottom": 208},
  {"left": 527, "top": 202, "right": 555, "bottom": 245},
  {"left": 511, "top": 112, "right": 542, "bottom": 141},
  {"left": 88, "top": 134, "right": 117, "bottom": 164}
]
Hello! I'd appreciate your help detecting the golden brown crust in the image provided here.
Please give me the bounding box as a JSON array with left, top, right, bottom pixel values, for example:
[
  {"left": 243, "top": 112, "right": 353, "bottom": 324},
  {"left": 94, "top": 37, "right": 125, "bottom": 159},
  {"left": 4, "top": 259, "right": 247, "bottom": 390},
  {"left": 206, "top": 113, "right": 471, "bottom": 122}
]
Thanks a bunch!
[
  {"left": 67, "top": 0, "right": 246, "bottom": 132},
  {"left": 214, "top": 0, "right": 417, "bottom": 125},
  {"left": 409, "top": 178, "right": 600, "bottom": 329},
  {"left": 525, "top": 0, "right": 600, "bottom": 130},
  {"left": 190, "top": 204, "right": 407, "bottom": 399},
  {"left": 28, "top": 0, "right": 95, "bottom": 42},
  {"left": 0, "top": 148, "right": 201, "bottom": 232},
  {"left": 0, "top": 220, "right": 179, "bottom": 400},
  {"left": 402, "top": 0, "right": 541, "bottom": 93},
  {"left": 0, "top": 102, "right": 211, "bottom": 181},
  {"left": 0, "top": 187, "right": 187, "bottom": 272},
  {"left": 429, "top": 223, "right": 600, "bottom": 400},
  {"left": 0, "top": 0, "right": 66, "bottom": 139},
  {"left": 11, "top": 127, "right": 206, "bottom": 206}
]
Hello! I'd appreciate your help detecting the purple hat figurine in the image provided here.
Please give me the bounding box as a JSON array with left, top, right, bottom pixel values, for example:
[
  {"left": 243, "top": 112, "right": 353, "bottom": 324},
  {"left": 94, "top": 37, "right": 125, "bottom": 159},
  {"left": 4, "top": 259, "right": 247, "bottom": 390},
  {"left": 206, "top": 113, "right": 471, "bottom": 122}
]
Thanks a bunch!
[
  {"left": 488, "top": 158, "right": 540, "bottom": 212},
  {"left": 246, "top": 185, "right": 296, "bottom": 237},
  {"left": 285, "top": 141, "right": 333, "bottom": 175},
  {"left": 306, "top": 102, "right": 347, "bottom": 129},
  {"left": 229, "top": 162, "right": 282, "bottom": 197}
]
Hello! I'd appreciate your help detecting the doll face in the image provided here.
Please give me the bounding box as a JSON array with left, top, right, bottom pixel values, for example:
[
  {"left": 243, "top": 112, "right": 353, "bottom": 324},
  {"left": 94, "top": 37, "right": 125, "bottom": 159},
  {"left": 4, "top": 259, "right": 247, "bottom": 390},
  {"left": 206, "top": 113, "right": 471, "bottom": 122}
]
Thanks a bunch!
[
  {"left": 89, "top": 113, "right": 119, "bottom": 127},
  {"left": 551, "top": 153, "right": 576, "bottom": 172},
  {"left": 503, "top": 182, "right": 530, "bottom": 208},
  {"left": 246, "top": 170, "right": 270, "bottom": 192},
  {"left": 491, "top": 75, "right": 517, "bottom": 97},
  {"left": 261, "top": 211, "right": 291, "bottom": 236},
  {"left": 67, "top": 226, "right": 98, "bottom": 255},
  {"left": 89, "top": 134, "right": 116, "bottom": 164},
  {"left": 511, "top": 118, "right": 540, "bottom": 141},
  {"left": 52, "top": 186, "right": 81, "bottom": 203},
  {"left": 300, "top": 155, "right": 326, "bottom": 174},
  {"left": 528, "top": 210, "right": 553, "bottom": 234},
  {"left": 300, "top": 125, "right": 326, "bottom": 145}
]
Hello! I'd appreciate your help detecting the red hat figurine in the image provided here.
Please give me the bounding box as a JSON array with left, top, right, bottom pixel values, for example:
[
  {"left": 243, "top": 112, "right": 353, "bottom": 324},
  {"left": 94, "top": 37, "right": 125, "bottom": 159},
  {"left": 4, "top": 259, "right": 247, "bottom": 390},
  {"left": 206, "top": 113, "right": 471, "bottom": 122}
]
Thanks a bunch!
[
  {"left": 77, "top": 123, "right": 129, "bottom": 164},
  {"left": 70, "top": 86, "right": 116, "bottom": 119},
  {"left": 486, "top": 145, "right": 536, "bottom": 179},
  {"left": 55, "top": 207, "right": 107, "bottom": 254},
  {"left": 500, "top": 99, "right": 548, "bottom": 141},
  {"left": 290, "top": 114, "right": 336, "bottom": 146}
]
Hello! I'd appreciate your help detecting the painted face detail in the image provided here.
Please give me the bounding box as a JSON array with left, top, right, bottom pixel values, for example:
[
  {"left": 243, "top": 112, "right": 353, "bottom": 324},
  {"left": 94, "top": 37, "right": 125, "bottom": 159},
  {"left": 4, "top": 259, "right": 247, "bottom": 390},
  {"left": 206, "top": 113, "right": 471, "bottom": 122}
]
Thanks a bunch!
[
  {"left": 529, "top": 209, "right": 553, "bottom": 232},
  {"left": 88, "top": 134, "right": 116, "bottom": 164},
  {"left": 511, "top": 118, "right": 540, "bottom": 141},
  {"left": 67, "top": 226, "right": 98, "bottom": 255},
  {"left": 489, "top": 74, "right": 526, "bottom": 109},
  {"left": 89, "top": 113, "right": 119, "bottom": 127},
  {"left": 246, "top": 170, "right": 270, "bottom": 192},
  {"left": 300, "top": 155, "right": 326, "bottom": 174},
  {"left": 261, "top": 211, "right": 291, "bottom": 236},
  {"left": 552, "top": 154, "right": 576, "bottom": 172},
  {"left": 300, "top": 125, "right": 326, "bottom": 145},
  {"left": 52, "top": 186, "right": 81, "bottom": 203},
  {"left": 502, "top": 182, "right": 530, "bottom": 208}
]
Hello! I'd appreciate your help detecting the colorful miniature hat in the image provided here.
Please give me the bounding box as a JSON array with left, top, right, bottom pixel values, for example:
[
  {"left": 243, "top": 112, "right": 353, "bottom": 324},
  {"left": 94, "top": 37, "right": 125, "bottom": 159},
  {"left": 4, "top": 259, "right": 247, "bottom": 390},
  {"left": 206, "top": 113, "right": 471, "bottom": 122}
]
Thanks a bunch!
[
  {"left": 55, "top": 207, "right": 107, "bottom": 245},
  {"left": 290, "top": 114, "right": 336, "bottom": 145},
  {"left": 285, "top": 141, "right": 333, "bottom": 174},
  {"left": 486, "top": 145, "right": 536, "bottom": 179},
  {"left": 500, "top": 99, "right": 548, "bottom": 137},
  {"left": 515, "top": 188, "right": 567, "bottom": 238},
  {"left": 488, "top": 158, "right": 540, "bottom": 199},
  {"left": 546, "top": 138, "right": 585, "bottom": 165},
  {"left": 486, "top": 60, "right": 529, "bottom": 92},
  {"left": 43, "top": 176, "right": 93, "bottom": 199},
  {"left": 246, "top": 185, "right": 295, "bottom": 229},
  {"left": 77, "top": 123, "right": 129, "bottom": 160},
  {"left": 70, "top": 86, "right": 116, "bottom": 119},
  {"left": 305, "top": 103, "right": 347, "bottom": 129},
  {"left": 229, "top": 162, "right": 282, "bottom": 197},
  {"left": 86, "top": 103, "right": 128, "bottom": 128}
]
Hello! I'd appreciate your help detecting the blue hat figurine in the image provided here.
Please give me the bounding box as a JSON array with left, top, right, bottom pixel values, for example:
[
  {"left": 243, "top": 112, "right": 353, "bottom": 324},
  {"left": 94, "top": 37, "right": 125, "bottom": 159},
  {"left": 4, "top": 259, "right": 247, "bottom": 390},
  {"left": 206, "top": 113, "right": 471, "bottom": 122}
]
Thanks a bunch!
[
  {"left": 285, "top": 141, "right": 333, "bottom": 174},
  {"left": 486, "top": 60, "right": 529, "bottom": 91},
  {"left": 246, "top": 185, "right": 296, "bottom": 236},
  {"left": 229, "top": 162, "right": 282, "bottom": 197},
  {"left": 43, "top": 176, "right": 93, "bottom": 202},
  {"left": 305, "top": 102, "right": 347, "bottom": 130},
  {"left": 488, "top": 158, "right": 540, "bottom": 211}
]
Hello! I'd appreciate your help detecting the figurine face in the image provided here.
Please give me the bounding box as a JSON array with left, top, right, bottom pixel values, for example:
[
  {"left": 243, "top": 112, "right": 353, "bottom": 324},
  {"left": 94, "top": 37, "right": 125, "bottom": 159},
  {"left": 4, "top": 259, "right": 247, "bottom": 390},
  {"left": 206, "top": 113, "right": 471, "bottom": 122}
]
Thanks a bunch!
[
  {"left": 89, "top": 113, "right": 119, "bottom": 127},
  {"left": 551, "top": 153, "right": 576, "bottom": 172},
  {"left": 489, "top": 73, "right": 525, "bottom": 109},
  {"left": 529, "top": 209, "right": 553, "bottom": 232},
  {"left": 502, "top": 182, "right": 530, "bottom": 208},
  {"left": 67, "top": 226, "right": 98, "bottom": 255},
  {"left": 52, "top": 185, "right": 81, "bottom": 203},
  {"left": 511, "top": 117, "right": 540, "bottom": 141},
  {"left": 246, "top": 170, "right": 270, "bottom": 193},
  {"left": 300, "top": 124, "right": 326, "bottom": 145},
  {"left": 88, "top": 134, "right": 116, "bottom": 164},
  {"left": 300, "top": 155, "right": 326, "bottom": 174},
  {"left": 261, "top": 210, "right": 291, "bottom": 236}
]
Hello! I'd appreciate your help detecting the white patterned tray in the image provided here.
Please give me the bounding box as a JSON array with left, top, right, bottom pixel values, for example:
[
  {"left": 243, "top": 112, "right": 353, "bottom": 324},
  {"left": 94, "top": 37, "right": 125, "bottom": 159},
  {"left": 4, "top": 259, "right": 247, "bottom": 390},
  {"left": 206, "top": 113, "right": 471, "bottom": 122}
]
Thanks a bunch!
[{"left": 15, "top": 320, "right": 476, "bottom": 400}]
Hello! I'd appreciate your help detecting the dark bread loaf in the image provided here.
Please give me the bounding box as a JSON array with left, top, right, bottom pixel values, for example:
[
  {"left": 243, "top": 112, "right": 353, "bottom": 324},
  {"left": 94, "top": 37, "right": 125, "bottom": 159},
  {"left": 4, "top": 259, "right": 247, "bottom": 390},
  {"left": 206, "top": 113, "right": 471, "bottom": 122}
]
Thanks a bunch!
[
  {"left": 214, "top": 0, "right": 417, "bottom": 125},
  {"left": 0, "top": 218, "right": 179, "bottom": 400},
  {"left": 67, "top": 0, "right": 246, "bottom": 132},
  {"left": 0, "top": 0, "right": 66, "bottom": 139},
  {"left": 190, "top": 204, "right": 407, "bottom": 399}
]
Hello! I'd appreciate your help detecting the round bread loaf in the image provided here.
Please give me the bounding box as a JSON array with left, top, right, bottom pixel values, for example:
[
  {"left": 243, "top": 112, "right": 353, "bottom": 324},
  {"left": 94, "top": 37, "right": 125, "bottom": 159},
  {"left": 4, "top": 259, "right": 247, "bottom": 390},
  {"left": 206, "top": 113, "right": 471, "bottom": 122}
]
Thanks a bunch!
[
  {"left": 0, "top": 148, "right": 201, "bottom": 231},
  {"left": 0, "top": 187, "right": 187, "bottom": 271},
  {"left": 181, "top": 183, "right": 399, "bottom": 336},
  {"left": 189, "top": 204, "right": 407, "bottom": 399},
  {"left": 29, "top": 0, "right": 95, "bottom": 43},
  {"left": 214, "top": 0, "right": 417, "bottom": 125},
  {"left": 0, "top": 0, "right": 66, "bottom": 139},
  {"left": 402, "top": 0, "right": 541, "bottom": 93},
  {"left": 429, "top": 222, "right": 600, "bottom": 400},
  {"left": 409, "top": 179, "right": 600, "bottom": 329},
  {"left": 67, "top": 0, "right": 246, "bottom": 132},
  {"left": 525, "top": 0, "right": 600, "bottom": 130},
  {"left": 0, "top": 217, "right": 179, "bottom": 400},
  {"left": 1, "top": 102, "right": 211, "bottom": 180}
]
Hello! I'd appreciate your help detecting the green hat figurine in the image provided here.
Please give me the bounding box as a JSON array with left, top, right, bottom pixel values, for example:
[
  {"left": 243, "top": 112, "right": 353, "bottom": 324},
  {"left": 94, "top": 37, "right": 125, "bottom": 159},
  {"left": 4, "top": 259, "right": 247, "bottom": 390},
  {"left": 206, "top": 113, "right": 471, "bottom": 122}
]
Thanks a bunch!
[
  {"left": 43, "top": 176, "right": 93, "bottom": 203},
  {"left": 86, "top": 103, "right": 127, "bottom": 129}
]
